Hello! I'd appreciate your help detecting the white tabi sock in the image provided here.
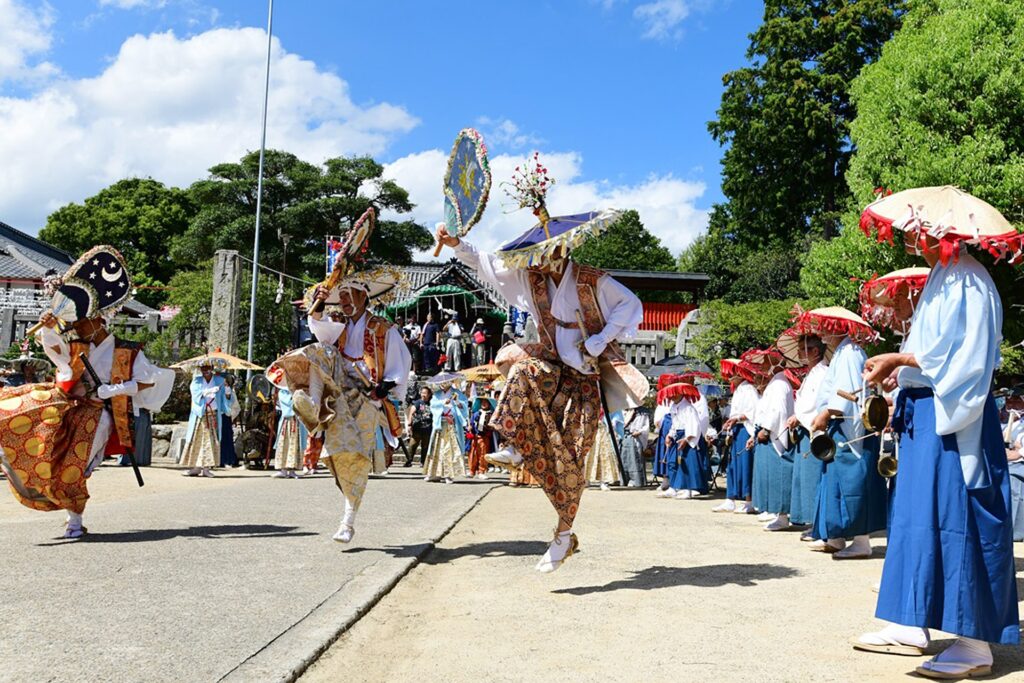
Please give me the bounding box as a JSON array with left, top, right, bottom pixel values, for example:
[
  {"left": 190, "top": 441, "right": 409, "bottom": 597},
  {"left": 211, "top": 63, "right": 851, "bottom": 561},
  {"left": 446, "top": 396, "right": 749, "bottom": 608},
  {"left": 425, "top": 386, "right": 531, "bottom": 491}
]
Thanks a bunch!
[
  {"left": 66, "top": 511, "right": 83, "bottom": 529},
  {"left": 536, "top": 529, "right": 574, "bottom": 573},
  {"left": 874, "top": 624, "right": 930, "bottom": 648},
  {"left": 846, "top": 534, "right": 871, "bottom": 553}
]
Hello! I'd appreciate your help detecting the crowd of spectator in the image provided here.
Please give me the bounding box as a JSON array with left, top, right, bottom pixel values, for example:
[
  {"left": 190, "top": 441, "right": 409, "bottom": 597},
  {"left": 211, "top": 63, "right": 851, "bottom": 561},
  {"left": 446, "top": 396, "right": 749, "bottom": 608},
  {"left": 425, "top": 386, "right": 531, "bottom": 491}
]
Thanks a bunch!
[{"left": 396, "top": 312, "right": 492, "bottom": 375}]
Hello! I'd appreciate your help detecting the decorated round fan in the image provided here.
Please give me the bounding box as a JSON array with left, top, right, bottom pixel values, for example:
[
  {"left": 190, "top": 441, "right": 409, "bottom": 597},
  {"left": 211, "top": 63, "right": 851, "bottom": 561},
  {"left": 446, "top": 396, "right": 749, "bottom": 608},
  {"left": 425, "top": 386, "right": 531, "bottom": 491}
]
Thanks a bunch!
[
  {"left": 433, "top": 128, "right": 491, "bottom": 256},
  {"left": 311, "top": 206, "right": 376, "bottom": 314}
]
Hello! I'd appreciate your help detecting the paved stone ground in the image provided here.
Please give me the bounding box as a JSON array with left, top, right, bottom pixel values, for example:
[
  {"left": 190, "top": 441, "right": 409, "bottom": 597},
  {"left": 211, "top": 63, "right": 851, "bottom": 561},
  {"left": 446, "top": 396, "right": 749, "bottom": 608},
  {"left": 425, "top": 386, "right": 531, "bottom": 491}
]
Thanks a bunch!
[
  {"left": 303, "top": 484, "right": 1024, "bottom": 683},
  {"left": 0, "top": 462, "right": 498, "bottom": 683}
]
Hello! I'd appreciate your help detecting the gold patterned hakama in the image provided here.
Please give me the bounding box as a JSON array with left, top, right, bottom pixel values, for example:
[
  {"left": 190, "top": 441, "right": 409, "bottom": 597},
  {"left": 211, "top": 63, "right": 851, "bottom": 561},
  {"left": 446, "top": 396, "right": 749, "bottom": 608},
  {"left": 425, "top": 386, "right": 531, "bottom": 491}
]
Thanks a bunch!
[
  {"left": 0, "top": 383, "right": 103, "bottom": 514},
  {"left": 423, "top": 423, "right": 467, "bottom": 480},
  {"left": 585, "top": 421, "right": 623, "bottom": 485},
  {"left": 274, "top": 417, "right": 304, "bottom": 470},
  {"left": 491, "top": 358, "right": 600, "bottom": 526},
  {"left": 181, "top": 409, "right": 220, "bottom": 469},
  {"left": 269, "top": 344, "right": 383, "bottom": 509}
]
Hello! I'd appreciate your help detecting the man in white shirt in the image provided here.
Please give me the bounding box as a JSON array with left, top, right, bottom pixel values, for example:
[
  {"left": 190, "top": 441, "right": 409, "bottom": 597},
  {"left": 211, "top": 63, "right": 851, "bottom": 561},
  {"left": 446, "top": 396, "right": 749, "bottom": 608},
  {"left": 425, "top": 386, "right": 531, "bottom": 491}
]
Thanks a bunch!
[{"left": 436, "top": 215, "right": 644, "bottom": 573}]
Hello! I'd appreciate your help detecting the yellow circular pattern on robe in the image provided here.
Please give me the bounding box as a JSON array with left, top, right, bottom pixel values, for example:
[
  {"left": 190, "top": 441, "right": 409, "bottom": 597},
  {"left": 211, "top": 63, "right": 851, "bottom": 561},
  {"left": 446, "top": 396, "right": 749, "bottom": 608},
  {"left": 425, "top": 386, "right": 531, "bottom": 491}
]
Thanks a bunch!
[
  {"left": 30, "top": 388, "right": 52, "bottom": 402},
  {"left": 74, "top": 441, "right": 90, "bottom": 459},
  {"left": 25, "top": 438, "right": 46, "bottom": 457},
  {"left": 40, "top": 406, "right": 62, "bottom": 425},
  {"left": 13, "top": 468, "right": 29, "bottom": 482},
  {"left": 61, "top": 465, "right": 82, "bottom": 484},
  {"left": 0, "top": 395, "right": 23, "bottom": 411},
  {"left": 33, "top": 460, "right": 51, "bottom": 478},
  {"left": 9, "top": 415, "right": 33, "bottom": 435},
  {"left": 86, "top": 418, "right": 97, "bottom": 432}
]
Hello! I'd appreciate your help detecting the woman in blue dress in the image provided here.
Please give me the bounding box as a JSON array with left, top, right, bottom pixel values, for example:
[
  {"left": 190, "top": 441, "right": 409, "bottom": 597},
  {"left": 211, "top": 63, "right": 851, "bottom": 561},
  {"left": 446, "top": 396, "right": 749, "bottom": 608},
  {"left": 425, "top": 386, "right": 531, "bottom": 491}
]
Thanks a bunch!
[{"left": 853, "top": 189, "right": 1020, "bottom": 679}]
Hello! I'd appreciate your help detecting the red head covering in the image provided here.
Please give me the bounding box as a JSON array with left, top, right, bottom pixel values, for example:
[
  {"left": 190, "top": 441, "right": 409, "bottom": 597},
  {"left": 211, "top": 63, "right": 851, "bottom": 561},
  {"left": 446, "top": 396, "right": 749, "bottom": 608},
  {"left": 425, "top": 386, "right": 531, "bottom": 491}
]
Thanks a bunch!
[
  {"left": 789, "top": 305, "right": 877, "bottom": 347},
  {"left": 657, "top": 382, "right": 701, "bottom": 405},
  {"left": 858, "top": 267, "right": 930, "bottom": 334},
  {"left": 740, "top": 347, "right": 785, "bottom": 377}
]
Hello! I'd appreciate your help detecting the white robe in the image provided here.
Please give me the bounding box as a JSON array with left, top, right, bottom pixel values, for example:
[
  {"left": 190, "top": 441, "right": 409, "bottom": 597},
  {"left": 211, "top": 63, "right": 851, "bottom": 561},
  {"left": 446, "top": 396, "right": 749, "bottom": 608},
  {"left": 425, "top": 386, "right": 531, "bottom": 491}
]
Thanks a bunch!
[
  {"left": 669, "top": 399, "right": 701, "bottom": 448},
  {"left": 815, "top": 337, "right": 869, "bottom": 456},
  {"left": 755, "top": 371, "right": 795, "bottom": 454},
  {"left": 38, "top": 327, "right": 175, "bottom": 471},
  {"left": 794, "top": 362, "right": 828, "bottom": 432},
  {"left": 898, "top": 253, "right": 1002, "bottom": 488},
  {"left": 730, "top": 381, "right": 760, "bottom": 437},
  {"left": 307, "top": 311, "right": 412, "bottom": 402},
  {"left": 454, "top": 240, "right": 643, "bottom": 373}
]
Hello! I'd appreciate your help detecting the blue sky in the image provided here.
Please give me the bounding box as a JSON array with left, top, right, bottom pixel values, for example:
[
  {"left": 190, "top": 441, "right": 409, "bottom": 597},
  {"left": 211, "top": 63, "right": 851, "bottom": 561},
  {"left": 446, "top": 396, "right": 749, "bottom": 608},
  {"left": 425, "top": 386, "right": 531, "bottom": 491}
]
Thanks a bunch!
[{"left": 0, "top": 0, "right": 763, "bottom": 254}]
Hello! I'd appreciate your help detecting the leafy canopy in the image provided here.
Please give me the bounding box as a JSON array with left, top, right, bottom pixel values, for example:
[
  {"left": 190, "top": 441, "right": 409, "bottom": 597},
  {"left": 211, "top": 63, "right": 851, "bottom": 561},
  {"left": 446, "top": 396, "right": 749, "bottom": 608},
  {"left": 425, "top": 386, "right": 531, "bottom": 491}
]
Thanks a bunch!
[
  {"left": 40, "top": 178, "right": 196, "bottom": 307},
  {"left": 172, "top": 151, "right": 434, "bottom": 278},
  {"left": 709, "top": 0, "right": 906, "bottom": 247}
]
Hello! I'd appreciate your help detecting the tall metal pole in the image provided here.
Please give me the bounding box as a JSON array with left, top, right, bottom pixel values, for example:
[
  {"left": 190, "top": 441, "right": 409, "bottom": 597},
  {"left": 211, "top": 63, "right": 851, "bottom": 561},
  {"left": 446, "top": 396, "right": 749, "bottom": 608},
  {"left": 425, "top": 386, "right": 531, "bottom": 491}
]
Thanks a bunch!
[{"left": 245, "top": 0, "right": 274, "bottom": 374}]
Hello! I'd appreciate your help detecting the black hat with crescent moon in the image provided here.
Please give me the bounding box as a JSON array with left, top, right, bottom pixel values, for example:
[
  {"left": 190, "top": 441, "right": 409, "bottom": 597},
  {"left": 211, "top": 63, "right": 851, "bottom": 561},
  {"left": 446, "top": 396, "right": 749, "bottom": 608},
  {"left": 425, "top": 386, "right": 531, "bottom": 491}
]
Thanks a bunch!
[{"left": 49, "top": 245, "right": 133, "bottom": 323}]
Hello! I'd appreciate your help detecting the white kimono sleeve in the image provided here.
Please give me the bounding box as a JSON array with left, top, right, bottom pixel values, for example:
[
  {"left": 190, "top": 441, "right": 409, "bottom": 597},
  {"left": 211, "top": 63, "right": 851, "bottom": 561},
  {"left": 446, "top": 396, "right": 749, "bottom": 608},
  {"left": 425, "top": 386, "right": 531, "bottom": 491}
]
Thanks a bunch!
[
  {"left": 37, "top": 326, "right": 72, "bottom": 381},
  {"left": 453, "top": 240, "right": 533, "bottom": 313},
  {"left": 584, "top": 274, "right": 644, "bottom": 357},
  {"left": 898, "top": 255, "right": 1002, "bottom": 488},
  {"left": 307, "top": 315, "right": 345, "bottom": 346},
  {"left": 130, "top": 350, "right": 175, "bottom": 414}
]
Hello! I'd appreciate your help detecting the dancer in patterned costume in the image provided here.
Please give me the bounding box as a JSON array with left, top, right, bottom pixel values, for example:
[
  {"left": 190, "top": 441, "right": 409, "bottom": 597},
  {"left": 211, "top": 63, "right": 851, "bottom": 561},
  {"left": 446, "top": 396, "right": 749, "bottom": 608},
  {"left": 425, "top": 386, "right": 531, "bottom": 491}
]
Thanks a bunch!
[
  {"left": 437, "top": 210, "right": 644, "bottom": 573},
  {"left": 268, "top": 210, "right": 410, "bottom": 545},
  {"left": 0, "top": 246, "right": 173, "bottom": 539}
]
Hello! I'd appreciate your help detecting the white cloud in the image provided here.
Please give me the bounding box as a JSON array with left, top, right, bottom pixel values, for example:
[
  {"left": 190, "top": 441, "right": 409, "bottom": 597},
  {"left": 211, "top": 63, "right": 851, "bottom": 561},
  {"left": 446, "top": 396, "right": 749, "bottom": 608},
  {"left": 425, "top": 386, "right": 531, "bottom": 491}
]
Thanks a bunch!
[
  {"left": 0, "top": 0, "right": 58, "bottom": 84},
  {"left": 383, "top": 148, "right": 709, "bottom": 259},
  {"left": 98, "top": 0, "right": 167, "bottom": 8},
  {"left": 0, "top": 27, "right": 419, "bottom": 231},
  {"left": 474, "top": 117, "right": 542, "bottom": 151},
  {"left": 634, "top": 0, "right": 692, "bottom": 41}
]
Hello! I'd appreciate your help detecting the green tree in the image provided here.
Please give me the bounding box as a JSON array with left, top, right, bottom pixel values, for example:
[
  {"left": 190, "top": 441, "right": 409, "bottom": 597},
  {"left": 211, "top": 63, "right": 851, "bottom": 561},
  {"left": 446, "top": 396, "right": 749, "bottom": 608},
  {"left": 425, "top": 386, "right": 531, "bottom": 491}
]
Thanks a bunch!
[
  {"left": 677, "top": 206, "right": 806, "bottom": 304},
  {"left": 847, "top": 0, "right": 1024, "bottom": 224},
  {"left": 573, "top": 210, "right": 676, "bottom": 271},
  {"left": 689, "top": 298, "right": 804, "bottom": 364},
  {"left": 573, "top": 210, "right": 682, "bottom": 302},
  {"left": 709, "top": 0, "right": 906, "bottom": 246},
  {"left": 156, "top": 261, "right": 297, "bottom": 367},
  {"left": 172, "top": 151, "right": 433, "bottom": 278},
  {"left": 799, "top": 217, "right": 913, "bottom": 309},
  {"left": 40, "top": 178, "right": 196, "bottom": 307},
  {"left": 838, "top": 0, "right": 1024, "bottom": 341}
]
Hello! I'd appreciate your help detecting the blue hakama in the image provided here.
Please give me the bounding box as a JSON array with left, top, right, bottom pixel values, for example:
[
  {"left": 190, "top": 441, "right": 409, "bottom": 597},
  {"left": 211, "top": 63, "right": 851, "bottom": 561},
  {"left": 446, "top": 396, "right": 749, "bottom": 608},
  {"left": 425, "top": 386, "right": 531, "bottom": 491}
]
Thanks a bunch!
[
  {"left": 764, "top": 439, "right": 795, "bottom": 515},
  {"left": 666, "top": 430, "right": 705, "bottom": 493},
  {"left": 877, "top": 390, "right": 1018, "bottom": 644},
  {"left": 1009, "top": 460, "right": 1024, "bottom": 542},
  {"left": 811, "top": 420, "right": 887, "bottom": 540},
  {"left": 789, "top": 427, "right": 823, "bottom": 524},
  {"left": 752, "top": 429, "right": 773, "bottom": 511},
  {"left": 653, "top": 416, "right": 671, "bottom": 479},
  {"left": 725, "top": 425, "right": 753, "bottom": 499}
]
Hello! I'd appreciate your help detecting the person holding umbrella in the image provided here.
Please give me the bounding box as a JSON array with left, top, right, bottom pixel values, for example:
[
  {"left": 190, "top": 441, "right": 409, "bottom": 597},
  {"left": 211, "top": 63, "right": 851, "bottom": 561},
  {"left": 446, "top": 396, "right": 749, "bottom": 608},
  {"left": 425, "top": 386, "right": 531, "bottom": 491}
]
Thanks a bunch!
[
  {"left": 268, "top": 208, "right": 411, "bottom": 545},
  {"left": 181, "top": 358, "right": 230, "bottom": 478},
  {"left": 437, "top": 191, "right": 645, "bottom": 572},
  {"left": 853, "top": 187, "right": 1021, "bottom": 679}
]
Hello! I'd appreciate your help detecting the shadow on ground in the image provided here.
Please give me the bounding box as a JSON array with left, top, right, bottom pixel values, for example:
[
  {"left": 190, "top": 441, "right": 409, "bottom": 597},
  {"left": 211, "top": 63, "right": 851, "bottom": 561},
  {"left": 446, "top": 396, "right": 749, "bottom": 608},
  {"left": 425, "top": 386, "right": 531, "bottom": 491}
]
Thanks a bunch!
[
  {"left": 552, "top": 563, "right": 800, "bottom": 595},
  {"left": 38, "top": 524, "right": 315, "bottom": 546},
  {"left": 346, "top": 540, "right": 548, "bottom": 564}
]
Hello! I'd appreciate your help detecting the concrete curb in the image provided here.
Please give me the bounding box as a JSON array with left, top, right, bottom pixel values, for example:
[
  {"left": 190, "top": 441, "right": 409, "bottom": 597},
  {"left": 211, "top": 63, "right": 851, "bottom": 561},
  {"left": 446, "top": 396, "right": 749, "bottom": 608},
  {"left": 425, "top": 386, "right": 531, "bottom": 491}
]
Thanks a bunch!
[{"left": 219, "top": 484, "right": 499, "bottom": 683}]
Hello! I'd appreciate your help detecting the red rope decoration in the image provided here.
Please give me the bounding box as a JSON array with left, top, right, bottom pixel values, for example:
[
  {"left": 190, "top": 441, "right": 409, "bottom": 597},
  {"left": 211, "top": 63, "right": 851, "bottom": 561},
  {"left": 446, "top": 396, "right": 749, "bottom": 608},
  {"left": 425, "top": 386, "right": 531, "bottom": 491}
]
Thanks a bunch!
[
  {"left": 657, "top": 382, "right": 701, "bottom": 404},
  {"left": 860, "top": 207, "right": 1024, "bottom": 267},
  {"left": 790, "top": 310, "right": 877, "bottom": 346}
]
